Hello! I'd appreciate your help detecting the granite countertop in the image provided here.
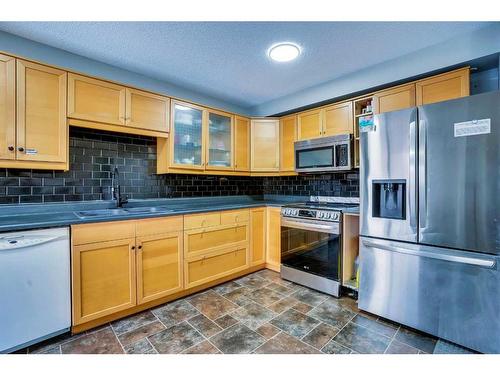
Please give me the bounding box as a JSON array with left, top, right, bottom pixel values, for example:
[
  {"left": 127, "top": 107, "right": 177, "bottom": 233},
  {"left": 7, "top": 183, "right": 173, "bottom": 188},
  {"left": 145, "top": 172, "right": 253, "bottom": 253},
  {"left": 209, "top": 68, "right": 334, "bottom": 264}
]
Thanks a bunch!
[{"left": 0, "top": 195, "right": 310, "bottom": 233}]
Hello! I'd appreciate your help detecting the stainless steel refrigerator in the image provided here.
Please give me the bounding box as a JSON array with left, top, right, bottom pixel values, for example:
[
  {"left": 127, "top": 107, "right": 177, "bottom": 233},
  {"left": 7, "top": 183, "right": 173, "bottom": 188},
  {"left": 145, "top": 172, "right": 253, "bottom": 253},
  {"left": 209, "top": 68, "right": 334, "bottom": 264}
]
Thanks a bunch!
[{"left": 359, "top": 90, "right": 500, "bottom": 353}]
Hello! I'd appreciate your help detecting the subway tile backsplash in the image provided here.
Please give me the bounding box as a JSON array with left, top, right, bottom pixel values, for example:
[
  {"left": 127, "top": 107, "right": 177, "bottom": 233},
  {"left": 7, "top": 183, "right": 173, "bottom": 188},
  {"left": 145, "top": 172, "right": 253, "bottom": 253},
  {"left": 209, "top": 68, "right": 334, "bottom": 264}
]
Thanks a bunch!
[{"left": 0, "top": 128, "right": 358, "bottom": 204}]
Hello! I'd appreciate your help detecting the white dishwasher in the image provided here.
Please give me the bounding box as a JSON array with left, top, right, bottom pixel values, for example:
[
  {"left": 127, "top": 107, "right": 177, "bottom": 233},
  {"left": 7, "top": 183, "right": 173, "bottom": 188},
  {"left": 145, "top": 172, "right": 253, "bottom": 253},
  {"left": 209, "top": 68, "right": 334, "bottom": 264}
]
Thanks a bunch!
[{"left": 0, "top": 227, "right": 71, "bottom": 353}]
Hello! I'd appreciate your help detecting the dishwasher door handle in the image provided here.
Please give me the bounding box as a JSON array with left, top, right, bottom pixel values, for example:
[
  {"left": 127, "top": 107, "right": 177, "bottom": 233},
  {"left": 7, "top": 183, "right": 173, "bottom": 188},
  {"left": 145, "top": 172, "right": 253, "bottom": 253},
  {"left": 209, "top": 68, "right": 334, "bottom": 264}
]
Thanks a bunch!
[
  {"left": 0, "top": 235, "right": 68, "bottom": 251},
  {"left": 362, "top": 238, "right": 496, "bottom": 268}
]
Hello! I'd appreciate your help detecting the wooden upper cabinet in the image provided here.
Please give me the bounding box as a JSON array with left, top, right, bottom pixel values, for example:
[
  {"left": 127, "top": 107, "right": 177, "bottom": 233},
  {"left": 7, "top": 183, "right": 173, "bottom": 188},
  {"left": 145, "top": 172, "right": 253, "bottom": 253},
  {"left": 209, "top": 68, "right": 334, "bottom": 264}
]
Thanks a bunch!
[
  {"left": 169, "top": 101, "right": 206, "bottom": 170},
  {"left": 125, "top": 88, "right": 169, "bottom": 132},
  {"left": 206, "top": 110, "right": 233, "bottom": 171},
  {"left": 0, "top": 54, "right": 15, "bottom": 161},
  {"left": 280, "top": 115, "right": 296, "bottom": 172},
  {"left": 72, "top": 237, "right": 137, "bottom": 325},
  {"left": 323, "top": 101, "right": 353, "bottom": 136},
  {"left": 297, "top": 109, "right": 322, "bottom": 140},
  {"left": 136, "top": 231, "right": 183, "bottom": 304},
  {"left": 16, "top": 60, "right": 67, "bottom": 163},
  {"left": 234, "top": 116, "right": 250, "bottom": 172},
  {"left": 416, "top": 67, "right": 470, "bottom": 106},
  {"left": 251, "top": 119, "right": 280, "bottom": 172},
  {"left": 68, "top": 73, "right": 126, "bottom": 125},
  {"left": 373, "top": 83, "right": 416, "bottom": 114}
]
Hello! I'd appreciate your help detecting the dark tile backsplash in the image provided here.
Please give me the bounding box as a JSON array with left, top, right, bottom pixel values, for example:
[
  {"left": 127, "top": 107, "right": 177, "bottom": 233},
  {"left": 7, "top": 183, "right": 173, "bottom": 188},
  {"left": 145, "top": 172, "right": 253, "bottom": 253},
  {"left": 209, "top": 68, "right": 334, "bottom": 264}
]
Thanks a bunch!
[{"left": 0, "top": 128, "right": 358, "bottom": 205}]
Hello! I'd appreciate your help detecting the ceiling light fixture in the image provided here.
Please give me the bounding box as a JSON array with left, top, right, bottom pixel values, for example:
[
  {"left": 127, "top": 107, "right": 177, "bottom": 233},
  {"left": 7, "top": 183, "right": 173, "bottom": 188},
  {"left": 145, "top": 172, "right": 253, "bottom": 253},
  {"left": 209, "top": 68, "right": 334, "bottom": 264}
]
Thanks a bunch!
[{"left": 268, "top": 42, "right": 301, "bottom": 62}]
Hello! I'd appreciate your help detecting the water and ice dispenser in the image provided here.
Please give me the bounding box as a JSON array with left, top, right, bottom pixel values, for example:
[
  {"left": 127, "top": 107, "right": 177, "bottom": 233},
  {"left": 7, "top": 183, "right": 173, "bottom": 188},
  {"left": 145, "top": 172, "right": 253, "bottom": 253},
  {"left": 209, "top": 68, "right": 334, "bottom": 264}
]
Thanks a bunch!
[{"left": 372, "top": 180, "right": 406, "bottom": 220}]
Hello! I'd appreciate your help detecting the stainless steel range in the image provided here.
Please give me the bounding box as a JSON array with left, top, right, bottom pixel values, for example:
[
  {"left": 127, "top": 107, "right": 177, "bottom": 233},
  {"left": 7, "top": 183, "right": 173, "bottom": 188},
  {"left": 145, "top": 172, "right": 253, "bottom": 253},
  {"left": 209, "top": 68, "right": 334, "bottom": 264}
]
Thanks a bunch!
[{"left": 280, "top": 197, "right": 359, "bottom": 297}]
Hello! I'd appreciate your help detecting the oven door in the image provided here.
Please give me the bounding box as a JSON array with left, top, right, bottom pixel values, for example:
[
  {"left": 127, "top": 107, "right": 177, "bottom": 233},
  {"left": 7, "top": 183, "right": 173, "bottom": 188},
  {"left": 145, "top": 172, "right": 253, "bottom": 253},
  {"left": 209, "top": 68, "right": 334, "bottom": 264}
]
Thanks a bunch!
[
  {"left": 295, "top": 145, "right": 336, "bottom": 172},
  {"left": 280, "top": 217, "right": 341, "bottom": 281}
]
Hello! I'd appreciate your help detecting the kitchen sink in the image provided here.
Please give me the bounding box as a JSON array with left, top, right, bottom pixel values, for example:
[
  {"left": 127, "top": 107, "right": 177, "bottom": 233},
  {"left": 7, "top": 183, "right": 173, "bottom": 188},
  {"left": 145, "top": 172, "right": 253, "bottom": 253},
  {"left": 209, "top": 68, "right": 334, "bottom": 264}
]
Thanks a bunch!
[{"left": 75, "top": 206, "right": 174, "bottom": 219}]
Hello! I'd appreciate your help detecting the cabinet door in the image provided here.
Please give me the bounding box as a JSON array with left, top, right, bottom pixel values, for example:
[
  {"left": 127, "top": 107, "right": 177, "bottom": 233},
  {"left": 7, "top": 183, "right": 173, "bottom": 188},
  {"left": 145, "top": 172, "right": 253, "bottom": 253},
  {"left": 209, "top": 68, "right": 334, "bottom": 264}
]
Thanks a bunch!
[
  {"left": 297, "top": 109, "right": 322, "bottom": 140},
  {"left": 251, "top": 119, "right": 280, "bottom": 172},
  {"left": 234, "top": 116, "right": 250, "bottom": 171},
  {"left": 206, "top": 110, "right": 233, "bottom": 170},
  {"left": 416, "top": 68, "right": 469, "bottom": 106},
  {"left": 323, "top": 101, "right": 353, "bottom": 136},
  {"left": 68, "top": 73, "right": 126, "bottom": 125},
  {"left": 125, "top": 88, "right": 169, "bottom": 133},
  {"left": 72, "top": 238, "right": 136, "bottom": 325},
  {"left": 16, "top": 60, "right": 67, "bottom": 163},
  {"left": 373, "top": 83, "right": 416, "bottom": 114},
  {"left": 169, "top": 101, "right": 205, "bottom": 170},
  {"left": 280, "top": 115, "right": 296, "bottom": 172},
  {"left": 250, "top": 208, "right": 266, "bottom": 266},
  {"left": 136, "top": 231, "right": 183, "bottom": 304},
  {"left": 0, "top": 54, "right": 15, "bottom": 161},
  {"left": 266, "top": 207, "right": 281, "bottom": 272}
]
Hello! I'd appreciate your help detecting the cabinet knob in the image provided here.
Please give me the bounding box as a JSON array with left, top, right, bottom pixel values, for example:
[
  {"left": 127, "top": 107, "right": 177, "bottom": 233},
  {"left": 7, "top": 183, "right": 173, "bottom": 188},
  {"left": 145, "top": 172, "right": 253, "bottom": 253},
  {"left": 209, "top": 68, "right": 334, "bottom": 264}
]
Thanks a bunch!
[
  {"left": 18, "top": 147, "right": 24, "bottom": 152},
  {"left": 8, "top": 146, "right": 14, "bottom": 151},
  {"left": 131, "top": 245, "right": 136, "bottom": 250},
  {"left": 138, "top": 245, "right": 142, "bottom": 250}
]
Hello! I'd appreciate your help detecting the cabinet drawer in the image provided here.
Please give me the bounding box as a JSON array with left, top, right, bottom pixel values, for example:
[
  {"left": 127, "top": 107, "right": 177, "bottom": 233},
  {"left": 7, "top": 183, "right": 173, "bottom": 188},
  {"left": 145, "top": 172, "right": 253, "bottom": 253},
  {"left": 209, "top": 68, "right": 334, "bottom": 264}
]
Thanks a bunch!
[
  {"left": 184, "top": 223, "right": 248, "bottom": 258},
  {"left": 72, "top": 221, "right": 136, "bottom": 245},
  {"left": 184, "top": 212, "right": 221, "bottom": 230},
  {"left": 136, "top": 216, "right": 183, "bottom": 237},
  {"left": 220, "top": 209, "right": 249, "bottom": 225},
  {"left": 185, "top": 247, "right": 248, "bottom": 288}
]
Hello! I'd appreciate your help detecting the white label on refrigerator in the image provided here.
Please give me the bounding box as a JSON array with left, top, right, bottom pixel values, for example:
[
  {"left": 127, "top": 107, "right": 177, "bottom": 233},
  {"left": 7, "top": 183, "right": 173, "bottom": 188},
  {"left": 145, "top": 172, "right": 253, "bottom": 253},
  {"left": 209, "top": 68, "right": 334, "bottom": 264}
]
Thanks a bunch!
[{"left": 454, "top": 119, "right": 491, "bottom": 137}]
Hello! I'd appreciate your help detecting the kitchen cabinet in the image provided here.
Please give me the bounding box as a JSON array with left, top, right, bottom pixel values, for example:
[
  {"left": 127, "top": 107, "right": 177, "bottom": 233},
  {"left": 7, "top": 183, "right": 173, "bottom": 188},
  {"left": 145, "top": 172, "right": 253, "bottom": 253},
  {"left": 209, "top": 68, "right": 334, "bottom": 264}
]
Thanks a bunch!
[
  {"left": 125, "top": 88, "right": 169, "bottom": 133},
  {"left": 297, "top": 108, "right": 322, "bottom": 140},
  {"left": 185, "top": 246, "right": 248, "bottom": 289},
  {"left": 297, "top": 102, "right": 354, "bottom": 140},
  {"left": 416, "top": 67, "right": 470, "bottom": 105},
  {"left": 72, "top": 237, "right": 137, "bottom": 325},
  {"left": 323, "top": 101, "right": 354, "bottom": 136},
  {"left": 183, "top": 209, "right": 250, "bottom": 289},
  {"left": 280, "top": 115, "right": 297, "bottom": 172},
  {"left": 266, "top": 207, "right": 281, "bottom": 272},
  {"left": 169, "top": 100, "right": 206, "bottom": 170},
  {"left": 234, "top": 116, "right": 250, "bottom": 172},
  {"left": 16, "top": 60, "right": 68, "bottom": 165},
  {"left": 0, "top": 54, "right": 15, "bottom": 161},
  {"left": 341, "top": 213, "right": 360, "bottom": 291},
  {"left": 373, "top": 83, "right": 416, "bottom": 114},
  {"left": 135, "top": 217, "right": 183, "bottom": 304},
  {"left": 68, "top": 73, "right": 126, "bottom": 125},
  {"left": 250, "top": 207, "right": 266, "bottom": 266},
  {"left": 251, "top": 119, "right": 280, "bottom": 172},
  {"left": 71, "top": 216, "right": 183, "bottom": 326},
  {"left": 206, "top": 110, "right": 234, "bottom": 171}
]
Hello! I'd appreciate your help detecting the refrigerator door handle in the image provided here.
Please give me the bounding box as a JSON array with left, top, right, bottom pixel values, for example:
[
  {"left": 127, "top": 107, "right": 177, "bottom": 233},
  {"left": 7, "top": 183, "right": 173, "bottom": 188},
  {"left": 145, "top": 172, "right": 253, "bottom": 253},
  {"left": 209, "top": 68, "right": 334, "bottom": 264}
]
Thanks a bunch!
[
  {"left": 409, "top": 111, "right": 417, "bottom": 233},
  {"left": 419, "top": 118, "right": 427, "bottom": 229},
  {"left": 361, "top": 238, "right": 496, "bottom": 268}
]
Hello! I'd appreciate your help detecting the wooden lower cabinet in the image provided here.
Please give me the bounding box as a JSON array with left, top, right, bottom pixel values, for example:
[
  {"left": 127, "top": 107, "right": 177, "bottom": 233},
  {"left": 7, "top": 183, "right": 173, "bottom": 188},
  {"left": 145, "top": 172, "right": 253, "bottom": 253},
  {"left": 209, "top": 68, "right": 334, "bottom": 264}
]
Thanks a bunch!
[
  {"left": 266, "top": 207, "right": 281, "bottom": 272},
  {"left": 250, "top": 207, "right": 266, "bottom": 266},
  {"left": 136, "top": 231, "right": 183, "bottom": 304},
  {"left": 72, "top": 238, "right": 137, "bottom": 325},
  {"left": 185, "top": 246, "right": 249, "bottom": 289},
  {"left": 184, "top": 223, "right": 249, "bottom": 258}
]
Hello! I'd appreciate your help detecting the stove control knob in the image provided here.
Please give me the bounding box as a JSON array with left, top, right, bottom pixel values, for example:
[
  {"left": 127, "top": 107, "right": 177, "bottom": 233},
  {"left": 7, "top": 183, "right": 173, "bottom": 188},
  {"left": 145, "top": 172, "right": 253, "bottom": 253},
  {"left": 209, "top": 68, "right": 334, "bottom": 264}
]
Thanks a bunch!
[
  {"left": 325, "top": 212, "right": 331, "bottom": 219},
  {"left": 293, "top": 209, "right": 298, "bottom": 216}
]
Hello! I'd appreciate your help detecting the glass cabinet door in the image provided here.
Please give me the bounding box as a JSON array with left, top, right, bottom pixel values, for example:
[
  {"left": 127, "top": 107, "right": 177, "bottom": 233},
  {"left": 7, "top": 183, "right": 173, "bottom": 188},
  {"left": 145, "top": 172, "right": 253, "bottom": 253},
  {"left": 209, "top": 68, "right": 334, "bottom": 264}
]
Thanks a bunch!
[
  {"left": 206, "top": 111, "right": 233, "bottom": 169},
  {"left": 171, "top": 102, "right": 204, "bottom": 168}
]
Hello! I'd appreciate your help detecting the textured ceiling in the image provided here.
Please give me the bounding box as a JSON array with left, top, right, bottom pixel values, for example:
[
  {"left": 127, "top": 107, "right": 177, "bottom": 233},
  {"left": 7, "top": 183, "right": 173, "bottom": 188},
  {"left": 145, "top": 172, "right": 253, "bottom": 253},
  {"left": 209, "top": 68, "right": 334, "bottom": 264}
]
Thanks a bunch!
[{"left": 0, "top": 22, "right": 492, "bottom": 108}]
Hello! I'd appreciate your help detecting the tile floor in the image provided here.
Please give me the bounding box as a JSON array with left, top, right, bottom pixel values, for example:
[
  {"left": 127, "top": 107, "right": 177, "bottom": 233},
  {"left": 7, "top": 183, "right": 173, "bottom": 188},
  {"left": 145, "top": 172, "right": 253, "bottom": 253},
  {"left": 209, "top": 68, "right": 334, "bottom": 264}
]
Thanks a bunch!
[{"left": 20, "top": 270, "right": 476, "bottom": 354}]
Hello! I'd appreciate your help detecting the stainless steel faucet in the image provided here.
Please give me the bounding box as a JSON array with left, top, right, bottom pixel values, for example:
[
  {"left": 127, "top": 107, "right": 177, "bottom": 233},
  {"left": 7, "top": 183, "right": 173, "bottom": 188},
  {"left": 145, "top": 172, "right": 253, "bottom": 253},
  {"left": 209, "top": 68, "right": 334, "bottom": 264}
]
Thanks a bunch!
[{"left": 112, "top": 166, "right": 128, "bottom": 208}]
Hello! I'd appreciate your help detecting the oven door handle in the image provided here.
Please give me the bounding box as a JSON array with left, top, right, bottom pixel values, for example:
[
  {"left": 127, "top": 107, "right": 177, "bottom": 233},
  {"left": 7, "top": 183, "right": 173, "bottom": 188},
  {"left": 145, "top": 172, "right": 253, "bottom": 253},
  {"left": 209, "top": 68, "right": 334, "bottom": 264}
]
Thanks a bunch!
[{"left": 281, "top": 218, "right": 339, "bottom": 234}]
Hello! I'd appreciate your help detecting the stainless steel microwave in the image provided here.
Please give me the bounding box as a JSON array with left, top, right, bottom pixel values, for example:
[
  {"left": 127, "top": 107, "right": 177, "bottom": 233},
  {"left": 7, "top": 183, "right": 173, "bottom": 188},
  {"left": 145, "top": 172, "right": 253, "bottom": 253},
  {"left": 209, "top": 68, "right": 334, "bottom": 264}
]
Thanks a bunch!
[{"left": 294, "top": 134, "right": 352, "bottom": 173}]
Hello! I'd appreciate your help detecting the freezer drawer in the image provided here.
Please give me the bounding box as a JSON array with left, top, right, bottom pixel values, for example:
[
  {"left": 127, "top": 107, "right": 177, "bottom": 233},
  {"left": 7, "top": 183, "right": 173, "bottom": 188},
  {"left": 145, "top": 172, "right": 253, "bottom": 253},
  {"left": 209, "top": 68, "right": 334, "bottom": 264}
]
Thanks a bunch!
[{"left": 359, "top": 237, "right": 500, "bottom": 353}]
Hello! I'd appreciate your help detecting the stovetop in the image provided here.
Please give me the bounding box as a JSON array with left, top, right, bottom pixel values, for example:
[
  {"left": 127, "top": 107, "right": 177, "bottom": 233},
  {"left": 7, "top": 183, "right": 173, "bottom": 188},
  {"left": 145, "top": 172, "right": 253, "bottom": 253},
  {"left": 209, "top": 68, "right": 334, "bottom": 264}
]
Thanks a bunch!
[{"left": 281, "top": 197, "right": 359, "bottom": 222}]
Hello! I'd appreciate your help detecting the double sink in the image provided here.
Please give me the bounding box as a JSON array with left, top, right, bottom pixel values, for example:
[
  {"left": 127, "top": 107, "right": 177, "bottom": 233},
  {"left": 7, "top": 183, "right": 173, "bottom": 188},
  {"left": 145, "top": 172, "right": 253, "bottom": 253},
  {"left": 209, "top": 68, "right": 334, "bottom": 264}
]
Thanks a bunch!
[{"left": 74, "top": 206, "right": 176, "bottom": 219}]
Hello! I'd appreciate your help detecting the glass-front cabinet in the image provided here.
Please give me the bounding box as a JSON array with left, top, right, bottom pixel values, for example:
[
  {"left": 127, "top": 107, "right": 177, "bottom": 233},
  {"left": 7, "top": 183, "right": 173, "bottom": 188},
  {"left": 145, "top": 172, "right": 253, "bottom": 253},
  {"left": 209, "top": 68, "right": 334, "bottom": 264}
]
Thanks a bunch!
[
  {"left": 170, "top": 101, "right": 206, "bottom": 169},
  {"left": 206, "top": 110, "right": 233, "bottom": 170}
]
